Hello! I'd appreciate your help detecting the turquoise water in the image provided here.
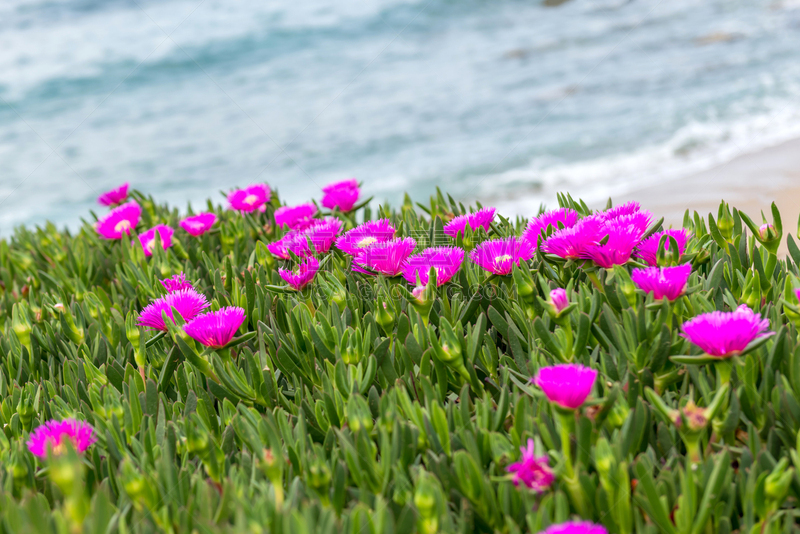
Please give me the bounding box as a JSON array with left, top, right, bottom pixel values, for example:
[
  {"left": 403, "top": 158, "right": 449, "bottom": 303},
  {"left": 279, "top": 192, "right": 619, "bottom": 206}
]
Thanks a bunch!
[{"left": 1, "top": 0, "right": 800, "bottom": 231}]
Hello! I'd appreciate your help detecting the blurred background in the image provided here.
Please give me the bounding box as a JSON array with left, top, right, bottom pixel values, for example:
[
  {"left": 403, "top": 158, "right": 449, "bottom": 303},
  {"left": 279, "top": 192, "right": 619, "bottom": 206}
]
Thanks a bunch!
[{"left": 2, "top": 0, "right": 800, "bottom": 233}]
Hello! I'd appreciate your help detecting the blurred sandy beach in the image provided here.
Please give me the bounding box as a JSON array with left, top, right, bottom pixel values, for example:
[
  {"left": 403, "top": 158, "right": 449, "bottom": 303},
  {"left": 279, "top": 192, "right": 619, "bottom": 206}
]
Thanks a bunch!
[{"left": 616, "top": 137, "right": 800, "bottom": 252}]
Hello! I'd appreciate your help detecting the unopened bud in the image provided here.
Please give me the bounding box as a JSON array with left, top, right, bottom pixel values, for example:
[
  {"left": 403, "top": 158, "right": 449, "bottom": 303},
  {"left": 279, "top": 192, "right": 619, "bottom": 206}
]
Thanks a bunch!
[{"left": 549, "top": 288, "right": 569, "bottom": 315}]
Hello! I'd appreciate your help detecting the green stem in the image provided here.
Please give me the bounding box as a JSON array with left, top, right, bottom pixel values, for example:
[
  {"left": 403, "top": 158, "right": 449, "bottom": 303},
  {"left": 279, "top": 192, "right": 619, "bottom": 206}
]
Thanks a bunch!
[
  {"left": 556, "top": 410, "right": 589, "bottom": 516},
  {"left": 715, "top": 360, "right": 733, "bottom": 387},
  {"left": 586, "top": 271, "right": 604, "bottom": 293}
]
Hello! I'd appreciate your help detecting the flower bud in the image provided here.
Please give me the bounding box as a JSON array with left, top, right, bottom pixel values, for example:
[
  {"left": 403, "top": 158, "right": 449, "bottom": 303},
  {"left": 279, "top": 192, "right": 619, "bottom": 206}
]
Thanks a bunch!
[
  {"left": 11, "top": 302, "right": 32, "bottom": 352},
  {"left": 375, "top": 296, "right": 395, "bottom": 336},
  {"left": 681, "top": 402, "right": 709, "bottom": 432},
  {"left": 549, "top": 288, "right": 569, "bottom": 316},
  {"left": 765, "top": 458, "right": 793, "bottom": 508},
  {"left": 414, "top": 473, "right": 441, "bottom": 534}
]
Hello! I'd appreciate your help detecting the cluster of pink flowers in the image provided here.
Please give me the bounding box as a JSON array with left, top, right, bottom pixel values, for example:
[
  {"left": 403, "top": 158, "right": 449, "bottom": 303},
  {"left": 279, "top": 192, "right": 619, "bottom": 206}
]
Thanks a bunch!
[
  {"left": 138, "top": 286, "right": 210, "bottom": 331},
  {"left": 279, "top": 257, "right": 320, "bottom": 291}
]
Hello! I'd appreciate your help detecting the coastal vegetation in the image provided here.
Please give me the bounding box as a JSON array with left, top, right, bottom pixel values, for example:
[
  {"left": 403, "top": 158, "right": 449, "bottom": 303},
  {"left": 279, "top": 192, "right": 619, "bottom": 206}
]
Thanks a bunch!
[{"left": 0, "top": 181, "right": 799, "bottom": 533}]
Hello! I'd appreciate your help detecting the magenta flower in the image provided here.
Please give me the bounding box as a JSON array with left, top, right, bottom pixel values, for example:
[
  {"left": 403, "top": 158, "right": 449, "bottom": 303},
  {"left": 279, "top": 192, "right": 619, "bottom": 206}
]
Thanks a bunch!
[
  {"left": 523, "top": 208, "right": 579, "bottom": 247},
  {"left": 96, "top": 201, "right": 141, "bottom": 239},
  {"left": 288, "top": 218, "right": 344, "bottom": 256},
  {"left": 470, "top": 236, "right": 535, "bottom": 276},
  {"left": 98, "top": 182, "right": 129, "bottom": 206},
  {"left": 538, "top": 521, "right": 608, "bottom": 534},
  {"left": 681, "top": 304, "right": 773, "bottom": 358},
  {"left": 580, "top": 224, "right": 642, "bottom": 268},
  {"left": 267, "top": 235, "right": 294, "bottom": 260},
  {"left": 183, "top": 307, "right": 246, "bottom": 349},
  {"left": 635, "top": 229, "right": 690, "bottom": 266},
  {"left": 402, "top": 246, "right": 465, "bottom": 286},
  {"left": 228, "top": 184, "right": 271, "bottom": 213},
  {"left": 444, "top": 207, "right": 496, "bottom": 238},
  {"left": 353, "top": 237, "right": 416, "bottom": 276},
  {"left": 27, "top": 419, "right": 96, "bottom": 458},
  {"left": 550, "top": 288, "right": 569, "bottom": 314},
  {"left": 533, "top": 364, "right": 598, "bottom": 410},
  {"left": 180, "top": 213, "right": 217, "bottom": 236},
  {"left": 601, "top": 200, "right": 643, "bottom": 220},
  {"left": 274, "top": 202, "right": 318, "bottom": 229},
  {"left": 632, "top": 264, "right": 692, "bottom": 301},
  {"left": 137, "top": 225, "right": 174, "bottom": 257},
  {"left": 507, "top": 439, "right": 554, "bottom": 491},
  {"left": 279, "top": 257, "right": 320, "bottom": 290},
  {"left": 137, "top": 289, "right": 210, "bottom": 331},
  {"left": 161, "top": 273, "right": 194, "bottom": 293},
  {"left": 336, "top": 219, "right": 397, "bottom": 255},
  {"left": 322, "top": 179, "right": 360, "bottom": 212},
  {"left": 541, "top": 215, "right": 605, "bottom": 260},
  {"left": 609, "top": 211, "right": 653, "bottom": 240}
]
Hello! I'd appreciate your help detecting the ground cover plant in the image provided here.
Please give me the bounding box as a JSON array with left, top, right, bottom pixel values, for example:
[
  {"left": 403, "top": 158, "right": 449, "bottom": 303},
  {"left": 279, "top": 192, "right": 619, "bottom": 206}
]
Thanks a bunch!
[{"left": 1, "top": 180, "right": 800, "bottom": 533}]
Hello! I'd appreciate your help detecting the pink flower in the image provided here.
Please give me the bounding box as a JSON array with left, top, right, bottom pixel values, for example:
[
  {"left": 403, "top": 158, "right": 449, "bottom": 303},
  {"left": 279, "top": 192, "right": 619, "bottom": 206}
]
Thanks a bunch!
[
  {"left": 402, "top": 247, "right": 465, "bottom": 286},
  {"left": 549, "top": 288, "right": 569, "bottom": 314},
  {"left": 288, "top": 218, "right": 344, "bottom": 256},
  {"left": 183, "top": 307, "right": 246, "bottom": 349},
  {"left": 507, "top": 439, "right": 554, "bottom": 491},
  {"left": 533, "top": 364, "right": 598, "bottom": 410},
  {"left": 523, "top": 208, "right": 579, "bottom": 247},
  {"left": 470, "top": 236, "right": 534, "bottom": 276},
  {"left": 137, "top": 289, "right": 210, "bottom": 331},
  {"left": 541, "top": 215, "right": 605, "bottom": 260},
  {"left": 580, "top": 224, "right": 641, "bottom": 268},
  {"left": 27, "top": 419, "right": 96, "bottom": 458},
  {"left": 228, "top": 184, "right": 271, "bottom": 213},
  {"left": 336, "top": 219, "right": 396, "bottom": 255},
  {"left": 601, "top": 201, "right": 643, "bottom": 220},
  {"left": 681, "top": 304, "right": 773, "bottom": 358},
  {"left": 631, "top": 264, "right": 692, "bottom": 301},
  {"left": 537, "top": 521, "right": 608, "bottom": 534},
  {"left": 274, "top": 203, "right": 318, "bottom": 229},
  {"left": 322, "top": 179, "right": 360, "bottom": 212},
  {"left": 98, "top": 183, "right": 129, "bottom": 206},
  {"left": 636, "top": 229, "right": 690, "bottom": 266},
  {"left": 353, "top": 237, "right": 416, "bottom": 276},
  {"left": 137, "top": 225, "right": 174, "bottom": 257},
  {"left": 267, "top": 235, "right": 294, "bottom": 260},
  {"left": 279, "top": 257, "right": 319, "bottom": 290},
  {"left": 444, "top": 207, "right": 496, "bottom": 238},
  {"left": 96, "top": 201, "right": 141, "bottom": 239},
  {"left": 609, "top": 211, "right": 652, "bottom": 239},
  {"left": 161, "top": 273, "right": 194, "bottom": 293},
  {"left": 180, "top": 213, "right": 217, "bottom": 236}
]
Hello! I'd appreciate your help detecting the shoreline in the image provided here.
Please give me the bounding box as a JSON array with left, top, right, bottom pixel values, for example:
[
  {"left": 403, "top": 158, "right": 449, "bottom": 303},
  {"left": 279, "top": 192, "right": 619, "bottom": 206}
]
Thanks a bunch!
[{"left": 613, "top": 137, "right": 800, "bottom": 254}]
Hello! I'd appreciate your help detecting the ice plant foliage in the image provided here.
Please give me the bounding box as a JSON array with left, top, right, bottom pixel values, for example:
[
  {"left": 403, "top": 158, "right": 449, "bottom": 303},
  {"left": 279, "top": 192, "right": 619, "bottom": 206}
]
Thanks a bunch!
[
  {"left": 279, "top": 257, "right": 319, "bottom": 290},
  {"left": 444, "top": 207, "right": 496, "bottom": 238},
  {"left": 681, "top": 304, "right": 773, "bottom": 358},
  {"left": 5, "top": 181, "right": 798, "bottom": 533},
  {"left": 402, "top": 246, "right": 464, "bottom": 286},
  {"left": 27, "top": 419, "right": 96, "bottom": 458},
  {"left": 161, "top": 273, "right": 194, "bottom": 293},
  {"left": 137, "top": 225, "right": 174, "bottom": 256},
  {"left": 184, "top": 307, "right": 246, "bottom": 349},
  {"left": 636, "top": 228, "right": 689, "bottom": 266},
  {"left": 506, "top": 439, "right": 554, "bottom": 491},
  {"left": 95, "top": 201, "right": 141, "bottom": 239},
  {"left": 274, "top": 203, "right": 318, "bottom": 229},
  {"left": 538, "top": 522, "right": 608, "bottom": 534},
  {"left": 321, "top": 179, "right": 360, "bottom": 212},
  {"left": 97, "top": 182, "right": 129, "bottom": 206},
  {"left": 523, "top": 208, "right": 579, "bottom": 247},
  {"left": 533, "top": 364, "right": 598, "bottom": 410},
  {"left": 137, "top": 289, "right": 210, "bottom": 331},
  {"left": 353, "top": 237, "right": 416, "bottom": 276},
  {"left": 469, "top": 236, "right": 534, "bottom": 275},
  {"left": 179, "top": 213, "right": 217, "bottom": 236},
  {"left": 228, "top": 184, "right": 271, "bottom": 213},
  {"left": 336, "top": 219, "right": 396, "bottom": 255},
  {"left": 631, "top": 264, "right": 692, "bottom": 301}
]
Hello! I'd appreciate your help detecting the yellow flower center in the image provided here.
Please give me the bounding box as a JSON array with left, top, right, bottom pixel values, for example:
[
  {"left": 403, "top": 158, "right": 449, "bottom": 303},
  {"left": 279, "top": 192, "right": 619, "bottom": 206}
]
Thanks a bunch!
[
  {"left": 357, "top": 237, "right": 377, "bottom": 248},
  {"left": 243, "top": 194, "right": 259, "bottom": 206},
  {"left": 145, "top": 240, "right": 156, "bottom": 253},
  {"left": 495, "top": 254, "right": 512, "bottom": 263},
  {"left": 114, "top": 220, "right": 131, "bottom": 233}
]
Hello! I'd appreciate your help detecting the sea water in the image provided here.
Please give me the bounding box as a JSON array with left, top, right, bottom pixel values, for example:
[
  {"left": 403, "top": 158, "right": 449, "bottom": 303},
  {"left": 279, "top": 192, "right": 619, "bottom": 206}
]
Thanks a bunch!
[{"left": 1, "top": 0, "right": 800, "bottom": 231}]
